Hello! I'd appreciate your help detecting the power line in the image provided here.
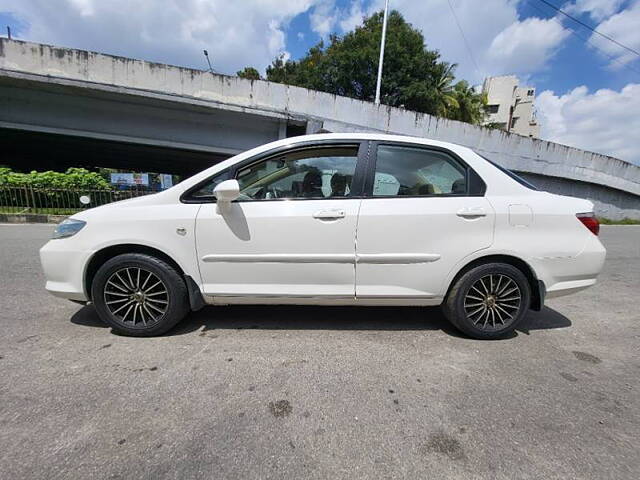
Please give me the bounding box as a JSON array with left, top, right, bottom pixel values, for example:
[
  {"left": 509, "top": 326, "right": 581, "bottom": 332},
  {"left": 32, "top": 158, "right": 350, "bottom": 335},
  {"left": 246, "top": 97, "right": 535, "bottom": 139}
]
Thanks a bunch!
[
  {"left": 536, "top": 0, "right": 640, "bottom": 58},
  {"left": 527, "top": 0, "right": 640, "bottom": 75},
  {"left": 446, "top": 0, "right": 481, "bottom": 80}
]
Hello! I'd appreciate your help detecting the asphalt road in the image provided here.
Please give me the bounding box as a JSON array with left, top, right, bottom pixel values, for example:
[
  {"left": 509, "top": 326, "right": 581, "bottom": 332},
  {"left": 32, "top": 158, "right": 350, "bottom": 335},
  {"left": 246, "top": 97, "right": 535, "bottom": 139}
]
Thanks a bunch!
[{"left": 0, "top": 224, "right": 638, "bottom": 479}]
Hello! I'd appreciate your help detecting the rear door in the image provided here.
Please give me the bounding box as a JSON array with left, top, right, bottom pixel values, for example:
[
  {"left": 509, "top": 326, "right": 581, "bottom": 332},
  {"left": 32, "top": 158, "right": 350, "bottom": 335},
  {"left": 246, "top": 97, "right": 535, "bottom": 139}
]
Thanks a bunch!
[{"left": 355, "top": 142, "right": 494, "bottom": 299}]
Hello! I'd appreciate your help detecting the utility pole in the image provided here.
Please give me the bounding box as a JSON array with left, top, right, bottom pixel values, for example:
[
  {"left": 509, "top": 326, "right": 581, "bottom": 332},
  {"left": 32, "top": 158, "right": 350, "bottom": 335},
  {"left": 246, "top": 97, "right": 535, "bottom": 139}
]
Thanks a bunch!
[{"left": 374, "top": 0, "right": 390, "bottom": 105}]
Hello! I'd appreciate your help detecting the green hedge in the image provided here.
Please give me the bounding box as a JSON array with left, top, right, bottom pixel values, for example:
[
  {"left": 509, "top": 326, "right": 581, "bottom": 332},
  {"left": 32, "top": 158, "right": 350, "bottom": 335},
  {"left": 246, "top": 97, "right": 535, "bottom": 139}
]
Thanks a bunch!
[{"left": 0, "top": 167, "right": 112, "bottom": 190}]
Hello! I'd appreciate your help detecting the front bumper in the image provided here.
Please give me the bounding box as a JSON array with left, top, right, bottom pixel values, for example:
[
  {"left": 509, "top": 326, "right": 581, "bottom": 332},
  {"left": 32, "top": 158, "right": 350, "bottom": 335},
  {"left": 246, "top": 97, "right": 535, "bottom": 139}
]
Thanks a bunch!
[{"left": 39, "top": 240, "right": 94, "bottom": 302}]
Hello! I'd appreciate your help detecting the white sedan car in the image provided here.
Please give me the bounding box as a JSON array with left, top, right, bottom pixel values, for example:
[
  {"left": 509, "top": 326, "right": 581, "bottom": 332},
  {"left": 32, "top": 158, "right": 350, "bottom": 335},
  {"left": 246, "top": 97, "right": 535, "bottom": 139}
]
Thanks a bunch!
[{"left": 40, "top": 134, "right": 606, "bottom": 339}]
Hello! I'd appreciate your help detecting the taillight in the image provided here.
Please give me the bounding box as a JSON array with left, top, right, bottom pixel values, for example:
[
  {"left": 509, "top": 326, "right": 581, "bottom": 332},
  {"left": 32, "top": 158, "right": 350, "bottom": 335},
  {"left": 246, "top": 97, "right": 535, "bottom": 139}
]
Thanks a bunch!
[{"left": 576, "top": 212, "right": 599, "bottom": 236}]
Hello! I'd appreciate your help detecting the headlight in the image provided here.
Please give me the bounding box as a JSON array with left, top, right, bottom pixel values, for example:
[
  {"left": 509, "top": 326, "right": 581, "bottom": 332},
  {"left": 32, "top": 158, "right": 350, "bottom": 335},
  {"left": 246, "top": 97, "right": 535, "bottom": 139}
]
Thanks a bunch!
[{"left": 52, "top": 219, "right": 86, "bottom": 239}]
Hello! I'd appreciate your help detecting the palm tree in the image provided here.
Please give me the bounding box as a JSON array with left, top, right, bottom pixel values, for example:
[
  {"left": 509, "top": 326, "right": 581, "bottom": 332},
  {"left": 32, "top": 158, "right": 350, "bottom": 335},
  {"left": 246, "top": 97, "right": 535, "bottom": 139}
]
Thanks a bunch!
[
  {"left": 450, "top": 80, "right": 487, "bottom": 125},
  {"left": 431, "top": 63, "right": 459, "bottom": 117}
]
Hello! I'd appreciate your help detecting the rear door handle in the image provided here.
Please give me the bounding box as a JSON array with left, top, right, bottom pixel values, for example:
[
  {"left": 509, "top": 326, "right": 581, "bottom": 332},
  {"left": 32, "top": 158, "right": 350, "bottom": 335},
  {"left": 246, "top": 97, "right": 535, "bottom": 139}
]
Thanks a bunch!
[
  {"left": 456, "top": 207, "right": 486, "bottom": 218},
  {"left": 313, "top": 209, "right": 346, "bottom": 220}
]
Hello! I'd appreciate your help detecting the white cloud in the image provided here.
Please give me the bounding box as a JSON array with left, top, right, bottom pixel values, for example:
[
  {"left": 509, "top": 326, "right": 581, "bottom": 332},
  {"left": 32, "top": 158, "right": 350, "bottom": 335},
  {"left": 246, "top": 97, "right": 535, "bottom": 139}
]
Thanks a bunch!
[
  {"left": 309, "top": 1, "right": 338, "bottom": 38},
  {"left": 68, "top": 0, "right": 94, "bottom": 17},
  {"left": 485, "top": 17, "right": 570, "bottom": 74},
  {"left": 335, "top": 0, "right": 569, "bottom": 84},
  {"left": 537, "top": 83, "right": 640, "bottom": 164},
  {"left": 339, "top": 0, "right": 366, "bottom": 33},
  {"left": 587, "top": 1, "right": 640, "bottom": 68},
  {"left": 564, "top": 0, "right": 625, "bottom": 22},
  {"left": 0, "top": 0, "right": 318, "bottom": 74}
]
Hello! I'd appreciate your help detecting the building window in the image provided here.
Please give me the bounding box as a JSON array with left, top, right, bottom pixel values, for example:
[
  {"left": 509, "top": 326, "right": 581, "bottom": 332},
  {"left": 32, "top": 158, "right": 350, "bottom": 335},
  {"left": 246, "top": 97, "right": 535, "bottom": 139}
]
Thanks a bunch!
[
  {"left": 486, "top": 104, "right": 499, "bottom": 114},
  {"left": 527, "top": 89, "right": 534, "bottom": 96},
  {"left": 511, "top": 117, "right": 518, "bottom": 129}
]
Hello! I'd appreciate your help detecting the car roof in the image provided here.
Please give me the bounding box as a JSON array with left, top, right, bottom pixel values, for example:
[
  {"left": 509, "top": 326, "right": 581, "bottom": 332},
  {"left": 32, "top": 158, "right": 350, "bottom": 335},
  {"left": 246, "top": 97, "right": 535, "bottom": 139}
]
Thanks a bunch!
[
  {"left": 278, "top": 133, "right": 464, "bottom": 152},
  {"left": 178, "top": 133, "right": 475, "bottom": 193}
]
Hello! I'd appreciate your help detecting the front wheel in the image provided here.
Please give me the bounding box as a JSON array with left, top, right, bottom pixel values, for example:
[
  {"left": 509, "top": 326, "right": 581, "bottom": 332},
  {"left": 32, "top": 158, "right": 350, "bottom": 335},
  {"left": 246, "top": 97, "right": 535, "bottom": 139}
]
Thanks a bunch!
[
  {"left": 91, "top": 253, "right": 190, "bottom": 337},
  {"left": 442, "top": 263, "right": 531, "bottom": 339}
]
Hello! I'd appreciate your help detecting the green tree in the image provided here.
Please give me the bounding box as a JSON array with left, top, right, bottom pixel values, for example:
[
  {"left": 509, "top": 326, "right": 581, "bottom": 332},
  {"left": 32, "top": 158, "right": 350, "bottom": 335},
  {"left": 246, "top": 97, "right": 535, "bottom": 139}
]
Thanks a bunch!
[
  {"left": 237, "top": 67, "right": 262, "bottom": 81},
  {"left": 254, "top": 10, "right": 483, "bottom": 123}
]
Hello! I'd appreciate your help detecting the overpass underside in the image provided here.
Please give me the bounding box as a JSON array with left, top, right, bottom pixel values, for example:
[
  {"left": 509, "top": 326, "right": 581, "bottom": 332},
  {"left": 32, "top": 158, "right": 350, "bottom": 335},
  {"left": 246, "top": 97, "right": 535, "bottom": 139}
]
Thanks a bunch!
[
  {"left": 1, "top": 128, "right": 229, "bottom": 176},
  {"left": 0, "top": 75, "right": 305, "bottom": 177}
]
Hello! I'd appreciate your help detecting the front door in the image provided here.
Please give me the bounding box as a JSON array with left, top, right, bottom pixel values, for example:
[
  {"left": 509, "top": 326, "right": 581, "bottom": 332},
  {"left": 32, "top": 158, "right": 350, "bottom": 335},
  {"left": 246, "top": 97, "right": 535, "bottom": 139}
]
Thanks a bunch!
[
  {"left": 355, "top": 142, "right": 495, "bottom": 299},
  {"left": 194, "top": 143, "right": 365, "bottom": 298}
]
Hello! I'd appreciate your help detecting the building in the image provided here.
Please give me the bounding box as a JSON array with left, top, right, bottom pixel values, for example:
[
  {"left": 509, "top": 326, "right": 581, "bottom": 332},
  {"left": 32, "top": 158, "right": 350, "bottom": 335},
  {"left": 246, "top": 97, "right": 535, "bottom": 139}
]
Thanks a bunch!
[{"left": 482, "top": 75, "right": 540, "bottom": 138}]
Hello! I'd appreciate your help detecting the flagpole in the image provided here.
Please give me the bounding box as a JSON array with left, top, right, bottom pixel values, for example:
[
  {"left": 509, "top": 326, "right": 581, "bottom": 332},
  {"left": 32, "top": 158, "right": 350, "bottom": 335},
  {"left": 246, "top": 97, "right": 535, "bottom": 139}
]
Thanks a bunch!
[{"left": 374, "top": 0, "right": 390, "bottom": 105}]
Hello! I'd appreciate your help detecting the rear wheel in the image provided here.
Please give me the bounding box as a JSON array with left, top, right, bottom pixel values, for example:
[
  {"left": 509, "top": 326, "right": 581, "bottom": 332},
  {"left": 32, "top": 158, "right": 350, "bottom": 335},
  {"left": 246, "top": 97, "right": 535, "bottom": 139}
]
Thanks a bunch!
[
  {"left": 91, "top": 253, "right": 189, "bottom": 337},
  {"left": 443, "top": 263, "right": 531, "bottom": 339}
]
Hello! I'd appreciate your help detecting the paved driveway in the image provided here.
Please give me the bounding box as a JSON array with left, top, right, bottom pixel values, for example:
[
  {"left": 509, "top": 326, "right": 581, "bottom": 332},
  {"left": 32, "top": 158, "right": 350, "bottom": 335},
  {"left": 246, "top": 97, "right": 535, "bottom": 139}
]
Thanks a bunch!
[{"left": 0, "top": 224, "right": 638, "bottom": 479}]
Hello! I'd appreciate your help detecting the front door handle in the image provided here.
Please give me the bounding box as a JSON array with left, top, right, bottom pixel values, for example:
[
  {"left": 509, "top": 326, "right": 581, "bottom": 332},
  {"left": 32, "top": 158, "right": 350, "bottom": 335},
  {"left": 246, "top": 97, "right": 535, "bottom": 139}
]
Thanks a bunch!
[
  {"left": 313, "top": 209, "right": 346, "bottom": 220},
  {"left": 457, "top": 207, "right": 487, "bottom": 218}
]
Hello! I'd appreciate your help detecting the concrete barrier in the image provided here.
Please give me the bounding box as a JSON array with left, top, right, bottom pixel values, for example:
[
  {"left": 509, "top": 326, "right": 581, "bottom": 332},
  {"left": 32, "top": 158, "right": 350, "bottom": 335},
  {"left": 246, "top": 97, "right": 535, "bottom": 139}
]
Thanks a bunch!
[{"left": 1, "top": 38, "right": 639, "bottom": 219}]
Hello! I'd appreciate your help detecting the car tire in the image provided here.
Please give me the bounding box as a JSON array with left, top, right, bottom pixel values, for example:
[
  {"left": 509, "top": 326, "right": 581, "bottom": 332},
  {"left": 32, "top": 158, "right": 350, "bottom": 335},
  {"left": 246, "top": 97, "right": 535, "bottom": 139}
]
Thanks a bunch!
[
  {"left": 442, "top": 263, "right": 531, "bottom": 339},
  {"left": 91, "top": 253, "right": 190, "bottom": 337}
]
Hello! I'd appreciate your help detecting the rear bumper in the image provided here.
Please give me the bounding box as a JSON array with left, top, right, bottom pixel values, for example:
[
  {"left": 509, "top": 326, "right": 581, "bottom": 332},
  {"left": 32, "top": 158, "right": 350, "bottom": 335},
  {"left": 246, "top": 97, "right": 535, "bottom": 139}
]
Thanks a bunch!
[
  {"left": 546, "top": 278, "right": 597, "bottom": 299},
  {"left": 39, "top": 240, "right": 94, "bottom": 302},
  {"left": 535, "top": 235, "right": 606, "bottom": 300}
]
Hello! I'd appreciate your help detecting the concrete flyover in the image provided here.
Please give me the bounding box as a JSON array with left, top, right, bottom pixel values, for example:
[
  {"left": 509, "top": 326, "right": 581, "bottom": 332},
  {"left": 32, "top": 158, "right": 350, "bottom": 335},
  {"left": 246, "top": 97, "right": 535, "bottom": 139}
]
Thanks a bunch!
[{"left": 1, "top": 38, "right": 639, "bottom": 219}]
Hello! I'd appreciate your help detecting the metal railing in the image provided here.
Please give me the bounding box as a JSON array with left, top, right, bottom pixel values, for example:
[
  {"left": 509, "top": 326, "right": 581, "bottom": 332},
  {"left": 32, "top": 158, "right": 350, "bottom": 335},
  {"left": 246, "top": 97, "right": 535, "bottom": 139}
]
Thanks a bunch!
[{"left": 0, "top": 186, "right": 156, "bottom": 215}]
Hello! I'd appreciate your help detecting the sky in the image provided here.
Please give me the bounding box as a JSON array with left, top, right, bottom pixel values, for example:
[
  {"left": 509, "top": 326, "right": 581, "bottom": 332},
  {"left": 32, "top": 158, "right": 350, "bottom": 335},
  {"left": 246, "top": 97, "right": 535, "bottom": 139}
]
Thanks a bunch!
[{"left": 0, "top": 0, "right": 639, "bottom": 164}]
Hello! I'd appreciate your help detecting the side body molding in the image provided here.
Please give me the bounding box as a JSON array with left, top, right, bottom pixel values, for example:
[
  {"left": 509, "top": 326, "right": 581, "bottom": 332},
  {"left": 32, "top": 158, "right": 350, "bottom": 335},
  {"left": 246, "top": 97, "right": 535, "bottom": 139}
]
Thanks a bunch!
[
  {"left": 201, "top": 254, "right": 354, "bottom": 263},
  {"left": 201, "top": 253, "right": 441, "bottom": 264},
  {"left": 356, "top": 253, "right": 441, "bottom": 264}
]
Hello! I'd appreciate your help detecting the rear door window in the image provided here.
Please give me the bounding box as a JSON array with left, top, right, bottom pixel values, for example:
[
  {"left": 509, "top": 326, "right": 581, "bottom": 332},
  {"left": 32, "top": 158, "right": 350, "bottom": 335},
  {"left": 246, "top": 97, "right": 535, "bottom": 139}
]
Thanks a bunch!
[{"left": 371, "top": 145, "right": 468, "bottom": 196}]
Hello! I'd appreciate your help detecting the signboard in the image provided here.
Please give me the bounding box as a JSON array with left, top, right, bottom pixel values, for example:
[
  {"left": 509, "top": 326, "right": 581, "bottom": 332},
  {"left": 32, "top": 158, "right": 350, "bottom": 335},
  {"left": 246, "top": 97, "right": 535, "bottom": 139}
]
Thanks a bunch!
[
  {"left": 160, "top": 174, "right": 173, "bottom": 190},
  {"left": 110, "top": 173, "right": 149, "bottom": 186}
]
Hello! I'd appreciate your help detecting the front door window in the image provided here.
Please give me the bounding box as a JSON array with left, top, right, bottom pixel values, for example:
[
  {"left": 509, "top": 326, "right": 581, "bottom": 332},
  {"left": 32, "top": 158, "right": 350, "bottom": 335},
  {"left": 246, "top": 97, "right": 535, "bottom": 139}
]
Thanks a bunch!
[{"left": 235, "top": 146, "right": 359, "bottom": 200}]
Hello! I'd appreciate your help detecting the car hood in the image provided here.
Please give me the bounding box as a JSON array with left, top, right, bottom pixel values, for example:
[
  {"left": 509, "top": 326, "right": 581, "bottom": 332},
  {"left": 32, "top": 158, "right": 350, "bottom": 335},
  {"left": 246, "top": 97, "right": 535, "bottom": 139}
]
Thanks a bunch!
[{"left": 69, "top": 192, "right": 165, "bottom": 221}]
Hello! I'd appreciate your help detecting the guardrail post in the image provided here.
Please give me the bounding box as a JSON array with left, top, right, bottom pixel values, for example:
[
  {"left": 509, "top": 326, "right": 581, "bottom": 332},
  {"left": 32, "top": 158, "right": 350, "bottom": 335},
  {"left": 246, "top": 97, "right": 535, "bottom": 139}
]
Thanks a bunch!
[
  {"left": 23, "top": 186, "right": 30, "bottom": 211},
  {"left": 31, "top": 186, "right": 37, "bottom": 213}
]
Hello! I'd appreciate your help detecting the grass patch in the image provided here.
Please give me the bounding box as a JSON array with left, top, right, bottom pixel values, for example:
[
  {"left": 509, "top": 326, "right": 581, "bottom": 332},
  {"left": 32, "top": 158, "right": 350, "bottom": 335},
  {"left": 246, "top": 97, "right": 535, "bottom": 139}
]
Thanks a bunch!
[{"left": 597, "top": 217, "right": 640, "bottom": 225}]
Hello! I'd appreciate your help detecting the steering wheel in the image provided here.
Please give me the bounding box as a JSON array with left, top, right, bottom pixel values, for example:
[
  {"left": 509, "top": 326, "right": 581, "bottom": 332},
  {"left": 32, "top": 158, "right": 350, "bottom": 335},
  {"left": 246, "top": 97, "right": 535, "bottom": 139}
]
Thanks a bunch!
[
  {"left": 257, "top": 186, "right": 280, "bottom": 199},
  {"left": 266, "top": 186, "right": 280, "bottom": 199},
  {"left": 245, "top": 186, "right": 280, "bottom": 200}
]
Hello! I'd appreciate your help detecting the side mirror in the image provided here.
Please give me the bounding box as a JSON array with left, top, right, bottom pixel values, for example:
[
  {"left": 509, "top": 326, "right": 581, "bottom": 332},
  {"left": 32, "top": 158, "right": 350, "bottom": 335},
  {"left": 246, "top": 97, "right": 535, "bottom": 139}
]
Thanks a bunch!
[{"left": 213, "top": 179, "right": 240, "bottom": 203}]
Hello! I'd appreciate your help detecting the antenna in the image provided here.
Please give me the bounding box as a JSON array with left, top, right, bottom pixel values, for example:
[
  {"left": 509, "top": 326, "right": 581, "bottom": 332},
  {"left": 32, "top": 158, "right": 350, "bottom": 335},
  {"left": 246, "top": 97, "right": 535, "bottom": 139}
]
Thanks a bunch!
[{"left": 203, "top": 50, "right": 214, "bottom": 74}]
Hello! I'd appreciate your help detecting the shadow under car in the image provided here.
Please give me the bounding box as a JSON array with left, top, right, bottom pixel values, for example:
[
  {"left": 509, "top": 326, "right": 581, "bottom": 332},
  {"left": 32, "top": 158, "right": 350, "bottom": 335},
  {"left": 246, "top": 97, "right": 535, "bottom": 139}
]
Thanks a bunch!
[{"left": 71, "top": 304, "right": 571, "bottom": 339}]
